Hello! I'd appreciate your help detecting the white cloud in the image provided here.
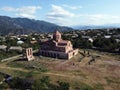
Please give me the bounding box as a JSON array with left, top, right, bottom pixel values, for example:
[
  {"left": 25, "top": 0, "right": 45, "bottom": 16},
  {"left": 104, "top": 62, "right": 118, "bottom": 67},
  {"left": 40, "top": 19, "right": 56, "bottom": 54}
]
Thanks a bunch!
[
  {"left": 1, "top": 6, "right": 16, "bottom": 12},
  {"left": 62, "top": 4, "right": 82, "bottom": 10},
  {"left": 47, "top": 16, "right": 67, "bottom": 25},
  {"left": 1, "top": 6, "right": 41, "bottom": 19},
  {"left": 88, "top": 14, "right": 120, "bottom": 24},
  {"left": 16, "top": 13, "right": 36, "bottom": 19},
  {"left": 46, "top": 4, "right": 120, "bottom": 26},
  {"left": 46, "top": 4, "right": 75, "bottom": 25},
  {"left": 48, "top": 4, "right": 75, "bottom": 17},
  {"left": 75, "top": 14, "right": 120, "bottom": 25}
]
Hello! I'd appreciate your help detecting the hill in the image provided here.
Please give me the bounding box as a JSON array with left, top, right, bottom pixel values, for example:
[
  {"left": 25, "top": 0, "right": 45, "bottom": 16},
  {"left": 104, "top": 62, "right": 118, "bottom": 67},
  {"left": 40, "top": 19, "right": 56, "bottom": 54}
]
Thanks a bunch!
[
  {"left": 73, "top": 24, "right": 120, "bottom": 30},
  {"left": 0, "top": 16, "right": 73, "bottom": 35}
]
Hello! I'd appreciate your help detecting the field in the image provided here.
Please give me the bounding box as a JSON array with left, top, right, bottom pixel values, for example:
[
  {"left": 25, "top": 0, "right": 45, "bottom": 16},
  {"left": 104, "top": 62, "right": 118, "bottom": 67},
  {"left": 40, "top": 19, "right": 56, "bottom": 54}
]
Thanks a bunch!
[{"left": 0, "top": 49, "right": 120, "bottom": 90}]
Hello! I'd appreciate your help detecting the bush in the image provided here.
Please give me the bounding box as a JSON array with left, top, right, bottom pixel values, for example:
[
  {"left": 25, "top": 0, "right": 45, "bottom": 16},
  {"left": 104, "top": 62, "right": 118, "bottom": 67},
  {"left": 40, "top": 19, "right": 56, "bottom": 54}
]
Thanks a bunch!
[{"left": 58, "top": 81, "right": 70, "bottom": 90}]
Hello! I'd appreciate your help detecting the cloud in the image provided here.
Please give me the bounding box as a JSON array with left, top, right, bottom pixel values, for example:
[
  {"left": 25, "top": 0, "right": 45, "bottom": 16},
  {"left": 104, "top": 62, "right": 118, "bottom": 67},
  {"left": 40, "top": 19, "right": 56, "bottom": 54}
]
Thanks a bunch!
[
  {"left": 48, "top": 4, "right": 75, "bottom": 17},
  {"left": 1, "top": 6, "right": 16, "bottom": 12},
  {"left": 76, "top": 14, "right": 120, "bottom": 25},
  {"left": 88, "top": 14, "right": 120, "bottom": 21},
  {"left": 16, "top": 13, "right": 36, "bottom": 19},
  {"left": 47, "top": 5, "right": 120, "bottom": 26},
  {"left": 46, "top": 4, "right": 120, "bottom": 26},
  {"left": 46, "top": 4, "right": 75, "bottom": 25},
  {"left": 62, "top": 4, "right": 82, "bottom": 10},
  {"left": 1, "top": 6, "right": 41, "bottom": 18}
]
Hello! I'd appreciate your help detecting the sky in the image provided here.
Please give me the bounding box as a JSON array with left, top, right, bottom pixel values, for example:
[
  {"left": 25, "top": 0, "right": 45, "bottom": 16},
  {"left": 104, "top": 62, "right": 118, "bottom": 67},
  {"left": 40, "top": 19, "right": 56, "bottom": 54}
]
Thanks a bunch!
[{"left": 0, "top": 0, "right": 120, "bottom": 26}]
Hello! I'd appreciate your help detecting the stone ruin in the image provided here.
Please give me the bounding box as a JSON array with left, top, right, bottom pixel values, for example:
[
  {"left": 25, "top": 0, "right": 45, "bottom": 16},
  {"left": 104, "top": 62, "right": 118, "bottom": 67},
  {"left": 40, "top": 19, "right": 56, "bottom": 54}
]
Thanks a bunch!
[{"left": 26, "top": 48, "right": 34, "bottom": 61}]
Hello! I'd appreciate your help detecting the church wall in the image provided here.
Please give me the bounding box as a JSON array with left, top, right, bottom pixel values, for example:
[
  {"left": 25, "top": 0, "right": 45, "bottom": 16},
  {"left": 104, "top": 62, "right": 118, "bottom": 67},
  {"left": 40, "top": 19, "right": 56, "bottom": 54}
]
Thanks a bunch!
[
  {"left": 73, "top": 49, "right": 79, "bottom": 56},
  {"left": 39, "top": 31, "right": 78, "bottom": 60},
  {"left": 68, "top": 51, "right": 74, "bottom": 59},
  {"left": 40, "top": 50, "right": 68, "bottom": 59}
]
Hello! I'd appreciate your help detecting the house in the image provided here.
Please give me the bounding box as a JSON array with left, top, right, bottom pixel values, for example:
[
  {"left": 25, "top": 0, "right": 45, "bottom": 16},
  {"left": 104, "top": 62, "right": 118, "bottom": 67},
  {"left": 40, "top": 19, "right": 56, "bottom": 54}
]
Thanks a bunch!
[
  {"left": 9, "top": 46, "right": 23, "bottom": 52},
  {"left": 113, "top": 34, "right": 120, "bottom": 39},
  {"left": 30, "top": 40, "right": 37, "bottom": 44},
  {"left": 104, "top": 35, "right": 111, "bottom": 39},
  {"left": 82, "top": 36, "right": 93, "bottom": 42},
  {"left": 0, "top": 45, "right": 7, "bottom": 51},
  {"left": 115, "top": 39, "right": 120, "bottom": 43},
  {"left": 47, "top": 34, "right": 53, "bottom": 39},
  {"left": 82, "top": 36, "right": 90, "bottom": 39},
  {"left": 40, "top": 30, "right": 78, "bottom": 59},
  {"left": 17, "top": 40, "right": 24, "bottom": 44}
]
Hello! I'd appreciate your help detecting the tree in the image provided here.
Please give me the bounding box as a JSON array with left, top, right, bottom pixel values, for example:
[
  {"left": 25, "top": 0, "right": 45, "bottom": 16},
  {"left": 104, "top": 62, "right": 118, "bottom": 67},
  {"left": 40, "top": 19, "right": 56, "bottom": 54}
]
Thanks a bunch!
[
  {"left": 9, "top": 77, "right": 25, "bottom": 90},
  {"left": 0, "top": 82, "right": 9, "bottom": 89},
  {"left": 31, "top": 76, "right": 50, "bottom": 90},
  {"left": 58, "top": 81, "right": 70, "bottom": 90}
]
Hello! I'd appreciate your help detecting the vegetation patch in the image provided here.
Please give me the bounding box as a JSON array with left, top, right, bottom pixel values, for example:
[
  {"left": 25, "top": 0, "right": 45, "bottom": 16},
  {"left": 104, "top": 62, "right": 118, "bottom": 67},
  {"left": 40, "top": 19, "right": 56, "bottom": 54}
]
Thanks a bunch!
[
  {"left": 0, "top": 73, "right": 4, "bottom": 82},
  {"left": 12, "top": 70, "right": 29, "bottom": 78},
  {"left": 71, "top": 71, "right": 87, "bottom": 79},
  {"left": 7, "top": 60, "right": 48, "bottom": 72},
  {"left": 93, "top": 83, "right": 104, "bottom": 90},
  {"left": 72, "top": 82, "right": 93, "bottom": 90},
  {"left": 105, "top": 77, "right": 120, "bottom": 84},
  {"left": 0, "top": 50, "right": 20, "bottom": 60},
  {"left": 0, "top": 76, "right": 71, "bottom": 90}
]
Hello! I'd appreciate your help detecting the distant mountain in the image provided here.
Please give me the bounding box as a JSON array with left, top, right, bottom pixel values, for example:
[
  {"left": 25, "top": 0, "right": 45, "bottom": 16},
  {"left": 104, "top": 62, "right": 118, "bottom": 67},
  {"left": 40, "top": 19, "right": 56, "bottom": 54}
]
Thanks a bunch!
[
  {"left": 0, "top": 16, "right": 73, "bottom": 35},
  {"left": 73, "top": 24, "right": 120, "bottom": 30}
]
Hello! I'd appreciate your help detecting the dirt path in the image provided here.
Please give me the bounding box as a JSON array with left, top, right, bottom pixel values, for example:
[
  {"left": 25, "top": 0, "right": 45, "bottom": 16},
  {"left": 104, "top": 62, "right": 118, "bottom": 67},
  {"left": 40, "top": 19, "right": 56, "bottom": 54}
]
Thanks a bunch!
[
  {"left": 55, "top": 60, "right": 71, "bottom": 68},
  {"left": 44, "top": 72, "right": 85, "bottom": 81},
  {"left": 0, "top": 66, "right": 29, "bottom": 72}
]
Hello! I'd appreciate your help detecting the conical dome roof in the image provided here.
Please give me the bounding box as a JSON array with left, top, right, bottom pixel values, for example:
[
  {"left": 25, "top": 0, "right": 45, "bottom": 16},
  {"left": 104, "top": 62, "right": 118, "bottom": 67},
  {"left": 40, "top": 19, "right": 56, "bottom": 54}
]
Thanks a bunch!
[{"left": 54, "top": 30, "right": 61, "bottom": 35}]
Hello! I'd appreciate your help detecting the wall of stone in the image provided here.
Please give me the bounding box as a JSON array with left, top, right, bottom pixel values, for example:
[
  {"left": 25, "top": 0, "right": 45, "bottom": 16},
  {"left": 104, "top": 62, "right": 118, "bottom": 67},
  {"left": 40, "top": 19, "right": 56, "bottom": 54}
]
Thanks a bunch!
[
  {"left": 73, "top": 49, "right": 78, "bottom": 56},
  {"left": 40, "top": 50, "right": 68, "bottom": 59}
]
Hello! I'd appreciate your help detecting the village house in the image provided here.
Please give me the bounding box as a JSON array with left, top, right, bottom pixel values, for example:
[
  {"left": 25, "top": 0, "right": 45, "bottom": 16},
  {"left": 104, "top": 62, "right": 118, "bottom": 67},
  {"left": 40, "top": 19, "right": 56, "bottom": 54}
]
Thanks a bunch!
[
  {"left": 82, "top": 36, "right": 93, "bottom": 43},
  {"left": 8, "top": 46, "right": 23, "bottom": 52},
  {"left": 30, "top": 38, "right": 37, "bottom": 44},
  {"left": 0, "top": 45, "right": 7, "bottom": 51},
  {"left": 47, "top": 34, "right": 53, "bottom": 39},
  {"left": 104, "top": 35, "right": 111, "bottom": 39},
  {"left": 40, "top": 30, "right": 78, "bottom": 59}
]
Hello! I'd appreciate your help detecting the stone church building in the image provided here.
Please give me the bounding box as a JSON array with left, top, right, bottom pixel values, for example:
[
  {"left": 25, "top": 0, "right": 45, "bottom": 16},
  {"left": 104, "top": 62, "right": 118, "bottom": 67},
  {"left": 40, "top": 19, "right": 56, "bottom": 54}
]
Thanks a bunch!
[{"left": 40, "top": 31, "right": 78, "bottom": 59}]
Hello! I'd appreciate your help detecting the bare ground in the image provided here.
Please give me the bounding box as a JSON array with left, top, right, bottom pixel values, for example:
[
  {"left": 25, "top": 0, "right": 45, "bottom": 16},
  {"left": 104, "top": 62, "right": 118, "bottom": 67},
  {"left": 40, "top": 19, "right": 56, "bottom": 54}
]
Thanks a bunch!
[{"left": 0, "top": 50, "right": 120, "bottom": 90}]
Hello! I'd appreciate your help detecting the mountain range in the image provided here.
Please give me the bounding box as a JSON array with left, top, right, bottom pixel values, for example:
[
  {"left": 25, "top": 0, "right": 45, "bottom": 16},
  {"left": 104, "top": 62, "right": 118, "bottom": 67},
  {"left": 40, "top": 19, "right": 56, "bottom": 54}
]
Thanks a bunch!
[
  {"left": 0, "top": 16, "right": 73, "bottom": 35},
  {"left": 73, "top": 24, "right": 120, "bottom": 30},
  {"left": 0, "top": 15, "right": 120, "bottom": 35}
]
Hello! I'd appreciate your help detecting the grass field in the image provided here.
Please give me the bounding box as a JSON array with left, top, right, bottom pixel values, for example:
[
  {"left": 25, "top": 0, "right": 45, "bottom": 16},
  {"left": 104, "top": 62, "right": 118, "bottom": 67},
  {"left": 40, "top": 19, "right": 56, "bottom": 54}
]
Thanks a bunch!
[{"left": 0, "top": 49, "right": 120, "bottom": 90}]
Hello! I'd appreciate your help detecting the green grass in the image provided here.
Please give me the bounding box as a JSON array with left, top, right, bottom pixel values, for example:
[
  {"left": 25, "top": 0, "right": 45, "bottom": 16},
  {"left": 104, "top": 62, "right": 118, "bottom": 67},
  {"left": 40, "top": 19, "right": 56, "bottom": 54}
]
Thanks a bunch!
[
  {"left": 12, "top": 70, "right": 43, "bottom": 78},
  {"left": 0, "top": 50, "right": 20, "bottom": 60},
  {"left": 105, "top": 77, "right": 120, "bottom": 84},
  {"left": 72, "top": 81, "right": 93, "bottom": 90},
  {"left": 71, "top": 71, "right": 87, "bottom": 79},
  {"left": 7, "top": 60, "right": 48, "bottom": 72},
  {"left": 0, "top": 73, "right": 4, "bottom": 82},
  {"left": 93, "top": 83, "right": 104, "bottom": 90},
  {"left": 12, "top": 70, "right": 29, "bottom": 78}
]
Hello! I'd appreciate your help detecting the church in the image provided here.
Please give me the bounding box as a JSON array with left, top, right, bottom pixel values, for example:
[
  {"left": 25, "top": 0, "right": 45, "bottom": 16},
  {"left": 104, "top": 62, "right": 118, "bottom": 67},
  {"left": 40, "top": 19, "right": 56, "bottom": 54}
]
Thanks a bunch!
[{"left": 40, "top": 30, "right": 78, "bottom": 59}]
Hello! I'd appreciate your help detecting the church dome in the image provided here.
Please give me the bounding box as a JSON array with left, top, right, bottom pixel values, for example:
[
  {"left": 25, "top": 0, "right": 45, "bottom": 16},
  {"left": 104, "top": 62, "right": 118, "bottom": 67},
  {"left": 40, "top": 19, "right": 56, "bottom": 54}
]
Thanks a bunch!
[
  {"left": 54, "top": 30, "right": 61, "bottom": 35},
  {"left": 53, "top": 30, "right": 62, "bottom": 42}
]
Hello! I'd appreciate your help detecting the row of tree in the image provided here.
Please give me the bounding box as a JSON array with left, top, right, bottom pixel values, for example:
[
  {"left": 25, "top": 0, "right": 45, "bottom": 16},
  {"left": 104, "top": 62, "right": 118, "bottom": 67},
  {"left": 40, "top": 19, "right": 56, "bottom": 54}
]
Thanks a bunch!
[
  {"left": 62, "top": 34, "right": 120, "bottom": 53},
  {"left": 93, "top": 37, "right": 120, "bottom": 52},
  {"left": 0, "top": 76, "right": 70, "bottom": 90}
]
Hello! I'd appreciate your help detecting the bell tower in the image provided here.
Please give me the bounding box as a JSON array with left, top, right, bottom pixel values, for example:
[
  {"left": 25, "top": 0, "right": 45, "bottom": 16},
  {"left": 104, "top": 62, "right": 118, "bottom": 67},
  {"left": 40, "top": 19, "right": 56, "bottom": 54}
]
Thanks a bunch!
[{"left": 53, "top": 30, "right": 61, "bottom": 42}]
